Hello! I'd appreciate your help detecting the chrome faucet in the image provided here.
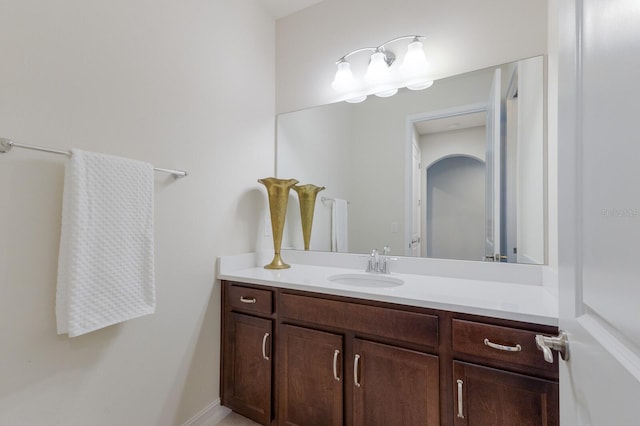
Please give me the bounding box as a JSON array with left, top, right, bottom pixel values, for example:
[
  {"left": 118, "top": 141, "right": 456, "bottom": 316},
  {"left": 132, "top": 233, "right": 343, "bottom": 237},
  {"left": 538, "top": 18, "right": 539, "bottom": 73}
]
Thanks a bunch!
[
  {"left": 366, "top": 246, "right": 395, "bottom": 274},
  {"left": 380, "top": 245, "right": 391, "bottom": 274},
  {"left": 366, "top": 248, "right": 379, "bottom": 272}
]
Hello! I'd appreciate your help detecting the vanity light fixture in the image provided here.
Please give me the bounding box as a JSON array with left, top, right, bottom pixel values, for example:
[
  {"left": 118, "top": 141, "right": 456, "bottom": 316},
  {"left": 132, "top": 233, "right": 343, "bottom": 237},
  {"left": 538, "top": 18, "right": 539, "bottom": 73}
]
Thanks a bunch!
[{"left": 331, "top": 35, "right": 433, "bottom": 103}]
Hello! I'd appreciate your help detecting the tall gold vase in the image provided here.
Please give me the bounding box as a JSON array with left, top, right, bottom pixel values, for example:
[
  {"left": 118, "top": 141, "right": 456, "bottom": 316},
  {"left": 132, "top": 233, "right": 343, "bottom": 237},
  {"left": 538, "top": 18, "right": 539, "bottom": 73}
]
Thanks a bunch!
[
  {"left": 293, "top": 184, "right": 325, "bottom": 251},
  {"left": 258, "top": 177, "right": 299, "bottom": 269}
]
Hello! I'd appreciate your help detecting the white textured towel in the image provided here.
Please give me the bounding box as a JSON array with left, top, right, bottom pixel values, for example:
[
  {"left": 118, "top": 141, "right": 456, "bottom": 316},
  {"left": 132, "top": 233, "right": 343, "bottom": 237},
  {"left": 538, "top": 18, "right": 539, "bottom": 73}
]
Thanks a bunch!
[
  {"left": 56, "top": 149, "right": 155, "bottom": 337},
  {"left": 331, "top": 198, "right": 348, "bottom": 253}
]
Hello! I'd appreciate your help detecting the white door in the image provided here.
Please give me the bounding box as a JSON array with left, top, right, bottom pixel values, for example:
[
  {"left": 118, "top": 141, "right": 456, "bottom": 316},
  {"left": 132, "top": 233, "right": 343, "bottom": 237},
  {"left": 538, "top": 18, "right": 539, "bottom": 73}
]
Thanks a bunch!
[
  {"left": 411, "top": 141, "right": 421, "bottom": 256},
  {"left": 484, "top": 68, "right": 501, "bottom": 261},
  {"left": 557, "top": 0, "right": 640, "bottom": 424}
]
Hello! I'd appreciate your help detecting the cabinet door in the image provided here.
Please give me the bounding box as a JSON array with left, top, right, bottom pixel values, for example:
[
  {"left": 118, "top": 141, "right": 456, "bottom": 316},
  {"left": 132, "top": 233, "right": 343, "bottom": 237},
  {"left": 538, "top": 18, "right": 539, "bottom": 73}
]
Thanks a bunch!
[
  {"left": 353, "top": 339, "right": 439, "bottom": 426},
  {"left": 222, "top": 312, "right": 272, "bottom": 425},
  {"left": 279, "top": 324, "right": 343, "bottom": 426},
  {"left": 453, "top": 361, "right": 558, "bottom": 426}
]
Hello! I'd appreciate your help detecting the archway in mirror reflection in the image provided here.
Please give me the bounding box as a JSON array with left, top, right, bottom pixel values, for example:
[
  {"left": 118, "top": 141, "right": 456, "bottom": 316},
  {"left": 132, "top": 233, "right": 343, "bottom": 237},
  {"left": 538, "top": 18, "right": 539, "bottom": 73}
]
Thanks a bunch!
[{"left": 427, "top": 155, "right": 485, "bottom": 261}]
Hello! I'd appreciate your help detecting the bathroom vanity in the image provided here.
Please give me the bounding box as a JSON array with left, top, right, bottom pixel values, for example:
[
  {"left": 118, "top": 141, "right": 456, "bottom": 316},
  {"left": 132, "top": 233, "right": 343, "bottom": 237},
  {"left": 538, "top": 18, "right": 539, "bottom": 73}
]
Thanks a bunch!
[{"left": 218, "top": 253, "right": 559, "bottom": 426}]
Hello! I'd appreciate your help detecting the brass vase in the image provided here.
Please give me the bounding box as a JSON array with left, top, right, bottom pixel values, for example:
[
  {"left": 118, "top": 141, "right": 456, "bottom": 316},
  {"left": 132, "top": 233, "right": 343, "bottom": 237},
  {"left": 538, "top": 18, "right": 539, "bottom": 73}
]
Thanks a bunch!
[
  {"left": 258, "top": 177, "right": 299, "bottom": 269},
  {"left": 293, "top": 184, "right": 325, "bottom": 251}
]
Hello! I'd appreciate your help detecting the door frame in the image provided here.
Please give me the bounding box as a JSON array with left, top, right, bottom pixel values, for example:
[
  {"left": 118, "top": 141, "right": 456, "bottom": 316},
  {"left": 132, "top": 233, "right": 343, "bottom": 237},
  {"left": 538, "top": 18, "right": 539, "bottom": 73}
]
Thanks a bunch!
[{"left": 404, "top": 102, "right": 487, "bottom": 256}]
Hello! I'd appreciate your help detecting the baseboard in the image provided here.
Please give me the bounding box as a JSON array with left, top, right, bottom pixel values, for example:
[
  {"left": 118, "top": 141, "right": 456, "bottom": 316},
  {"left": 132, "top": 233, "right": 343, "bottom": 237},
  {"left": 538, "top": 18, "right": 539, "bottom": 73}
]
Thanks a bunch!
[{"left": 182, "top": 399, "right": 231, "bottom": 426}]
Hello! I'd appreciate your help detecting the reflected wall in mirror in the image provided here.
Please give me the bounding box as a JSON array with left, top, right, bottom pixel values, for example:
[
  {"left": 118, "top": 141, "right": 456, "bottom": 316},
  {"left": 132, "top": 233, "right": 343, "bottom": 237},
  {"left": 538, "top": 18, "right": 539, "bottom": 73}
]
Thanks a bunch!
[{"left": 277, "top": 56, "right": 545, "bottom": 264}]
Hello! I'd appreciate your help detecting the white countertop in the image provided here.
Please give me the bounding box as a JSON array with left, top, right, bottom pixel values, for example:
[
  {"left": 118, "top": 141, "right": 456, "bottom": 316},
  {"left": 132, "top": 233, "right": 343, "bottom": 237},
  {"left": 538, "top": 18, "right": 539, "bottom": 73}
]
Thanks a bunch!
[{"left": 218, "top": 251, "right": 559, "bottom": 326}]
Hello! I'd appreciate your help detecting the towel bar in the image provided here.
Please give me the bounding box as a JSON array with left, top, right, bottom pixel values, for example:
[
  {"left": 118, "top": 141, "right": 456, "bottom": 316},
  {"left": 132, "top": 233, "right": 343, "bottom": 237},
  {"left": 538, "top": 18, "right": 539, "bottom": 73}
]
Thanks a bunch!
[
  {"left": 321, "top": 196, "right": 350, "bottom": 204},
  {"left": 1, "top": 137, "right": 188, "bottom": 178}
]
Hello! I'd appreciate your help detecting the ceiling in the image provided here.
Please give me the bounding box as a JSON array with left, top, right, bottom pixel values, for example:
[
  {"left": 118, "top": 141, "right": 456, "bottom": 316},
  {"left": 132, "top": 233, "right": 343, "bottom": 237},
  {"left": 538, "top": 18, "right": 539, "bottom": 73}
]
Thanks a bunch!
[
  {"left": 259, "top": 0, "right": 326, "bottom": 19},
  {"left": 415, "top": 111, "right": 486, "bottom": 136}
]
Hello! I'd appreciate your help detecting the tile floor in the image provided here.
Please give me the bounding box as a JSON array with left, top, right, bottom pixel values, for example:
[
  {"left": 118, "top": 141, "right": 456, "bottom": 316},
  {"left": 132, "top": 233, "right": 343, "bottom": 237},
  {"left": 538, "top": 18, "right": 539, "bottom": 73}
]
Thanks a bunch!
[{"left": 214, "top": 411, "right": 260, "bottom": 426}]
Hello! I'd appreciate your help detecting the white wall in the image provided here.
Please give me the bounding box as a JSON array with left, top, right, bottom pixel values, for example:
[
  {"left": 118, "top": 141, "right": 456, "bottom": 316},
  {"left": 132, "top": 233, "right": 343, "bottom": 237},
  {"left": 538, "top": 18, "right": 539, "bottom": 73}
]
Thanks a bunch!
[
  {"left": 421, "top": 127, "right": 486, "bottom": 169},
  {"left": 276, "top": 0, "right": 548, "bottom": 113},
  {"left": 0, "top": 1, "right": 275, "bottom": 425},
  {"left": 278, "top": 102, "right": 355, "bottom": 251}
]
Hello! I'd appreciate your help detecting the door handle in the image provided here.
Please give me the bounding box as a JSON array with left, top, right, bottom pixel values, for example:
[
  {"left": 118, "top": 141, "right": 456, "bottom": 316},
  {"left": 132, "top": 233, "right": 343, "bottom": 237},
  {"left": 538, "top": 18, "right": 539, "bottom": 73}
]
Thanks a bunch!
[
  {"left": 333, "top": 349, "right": 341, "bottom": 381},
  {"left": 535, "top": 331, "right": 569, "bottom": 363},
  {"left": 261, "top": 332, "right": 270, "bottom": 360},
  {"left": 353, "top": 354, "right": 361, "bottom": 387},
  {"left": 456, "top": 379, "right": 464, "bottom": 418}
]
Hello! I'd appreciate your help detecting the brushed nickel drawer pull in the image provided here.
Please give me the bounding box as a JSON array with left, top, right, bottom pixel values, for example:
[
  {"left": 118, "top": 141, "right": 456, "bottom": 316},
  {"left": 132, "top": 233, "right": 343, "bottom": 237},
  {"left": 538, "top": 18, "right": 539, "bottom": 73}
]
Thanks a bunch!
[
  {"left": 484, "top": 338, "right": 522, "bottom": 352},
  {"left": 240, "top": 296, "right": 257, "bottom": 304},
  {"left": 262, "top": 332, "right": 270, "bottom": 360},
  {"left": 457, "top": 379, "right": 464, "bottom": 418},
  {"left": 354, "top": 354, "right": 361, "bottom": 387},
  {"left": 333, "top": 349, "right": 340, "bottom": 381}
]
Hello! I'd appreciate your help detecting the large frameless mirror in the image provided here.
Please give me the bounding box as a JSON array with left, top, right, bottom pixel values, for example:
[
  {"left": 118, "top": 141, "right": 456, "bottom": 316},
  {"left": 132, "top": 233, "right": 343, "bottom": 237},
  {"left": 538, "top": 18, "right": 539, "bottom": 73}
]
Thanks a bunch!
[{"left": 277, "top": 56, "right": 545, "bottom": 264}]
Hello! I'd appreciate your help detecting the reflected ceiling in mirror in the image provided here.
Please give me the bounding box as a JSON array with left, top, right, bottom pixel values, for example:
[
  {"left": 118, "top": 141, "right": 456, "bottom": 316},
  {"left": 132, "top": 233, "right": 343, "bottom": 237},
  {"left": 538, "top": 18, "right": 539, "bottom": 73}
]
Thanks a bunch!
[{"left": 277, "top": 56, "right": 545, "bottom": 264}]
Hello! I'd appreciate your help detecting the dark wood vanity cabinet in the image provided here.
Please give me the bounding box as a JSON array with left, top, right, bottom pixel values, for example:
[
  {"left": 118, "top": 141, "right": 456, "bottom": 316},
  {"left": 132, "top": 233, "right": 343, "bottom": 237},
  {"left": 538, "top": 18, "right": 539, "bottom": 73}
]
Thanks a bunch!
[
  {"left": 278, "top": 333, "right": 440, "bottom": 426},
  {"left": 278, "top": 291, "right": 441, "bottom": 425},
  {"left": 451, "top": 318, "right": 559, "bottom": 426},
  {"left": 220, "top": 280, "right": 559, "bottom": 426},
  {"left": 221, "top": 283, "right": 274, "bottom": 425}
]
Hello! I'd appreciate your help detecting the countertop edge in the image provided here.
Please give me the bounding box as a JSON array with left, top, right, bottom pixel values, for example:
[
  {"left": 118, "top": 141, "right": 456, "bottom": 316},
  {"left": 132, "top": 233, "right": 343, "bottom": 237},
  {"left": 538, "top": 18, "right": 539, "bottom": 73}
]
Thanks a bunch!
[{"left": 218, "top": 268, "right": 559, "bottom": 327}]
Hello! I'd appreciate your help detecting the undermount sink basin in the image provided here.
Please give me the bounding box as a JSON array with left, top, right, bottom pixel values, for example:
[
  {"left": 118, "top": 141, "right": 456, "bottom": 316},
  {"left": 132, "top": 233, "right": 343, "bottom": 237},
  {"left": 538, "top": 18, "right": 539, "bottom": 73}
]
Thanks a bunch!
[{"left": 328, "top": 273, "right": 404, "bottom": 288}]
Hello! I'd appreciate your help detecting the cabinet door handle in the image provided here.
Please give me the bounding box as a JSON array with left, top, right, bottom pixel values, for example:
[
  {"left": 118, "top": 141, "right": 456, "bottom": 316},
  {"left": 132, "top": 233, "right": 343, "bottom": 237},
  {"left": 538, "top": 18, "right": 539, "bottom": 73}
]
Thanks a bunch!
[
  {"left": 240, "top": 296, "right": 257, "bottom": 304},
  {"left": 484, "top": 338, "right": 522, "bottom": 352},
  {"left": 261, "top": 332, "right": 270, "bottom": 360},
  {"left": 353, "top": 354, "right": 361, "bottom": 387},
  {"left": 456, "top": 379, "right": 465, "bottom": 419},
  {"left": 333, "top": 349, "right": 340, "bottom": 381}
]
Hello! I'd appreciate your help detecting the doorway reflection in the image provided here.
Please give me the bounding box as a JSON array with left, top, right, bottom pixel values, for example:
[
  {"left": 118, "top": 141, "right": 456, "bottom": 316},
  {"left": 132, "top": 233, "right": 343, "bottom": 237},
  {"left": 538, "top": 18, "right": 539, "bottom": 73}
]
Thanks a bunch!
[{"left": 427, "top": 156, "right": 485, "bottom": 260}]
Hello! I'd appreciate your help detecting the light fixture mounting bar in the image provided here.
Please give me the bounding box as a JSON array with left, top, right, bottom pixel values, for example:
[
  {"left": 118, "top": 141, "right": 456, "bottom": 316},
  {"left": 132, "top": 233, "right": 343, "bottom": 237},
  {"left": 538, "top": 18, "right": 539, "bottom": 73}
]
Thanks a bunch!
[
  {"left": 335, "top": 35, "right": 425, "bottom": 63},
  {"left": 377, "top": 35, "right": 425, "bottom": 50},
  {"left": 336, "top": 47, "right": 377, "bottom": 64}
]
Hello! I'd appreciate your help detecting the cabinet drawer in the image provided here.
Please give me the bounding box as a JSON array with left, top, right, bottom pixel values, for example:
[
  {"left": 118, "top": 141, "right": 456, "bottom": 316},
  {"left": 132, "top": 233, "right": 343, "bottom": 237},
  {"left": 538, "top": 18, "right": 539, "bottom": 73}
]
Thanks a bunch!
[
  {"left": 228, "top": 284, "right": 273, "bottom": 315},
  {"left": 280, "top": 293, "right": 438, "bottom": 347},
  {"left": 452, "top": 319, "right": 556, "bottom": 374}
]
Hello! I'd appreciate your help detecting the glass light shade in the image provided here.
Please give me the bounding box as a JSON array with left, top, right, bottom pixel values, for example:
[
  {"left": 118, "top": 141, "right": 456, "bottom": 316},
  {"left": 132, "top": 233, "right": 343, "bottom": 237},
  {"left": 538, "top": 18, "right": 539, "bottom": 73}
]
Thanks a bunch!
[
  {"left": 346, "top": 95, "right": 367, "bottom": 103},
  {"left": 401, "top": 40, "right": 428, "bottom": 76},
  {"left": 401, "top": 40, "right": 432, "bottom": 91},
  {"left": 375, "top": 88, "right": 398, "bottom": 97},
  {"left": 331, "top": 61, "right": 356, "bottom": 92},
  {"left": 364, "top": 51, "right": 391, "bottom": 84},
  {"left": 406, "top": 79, "right": 434, "bottom": 90}
]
